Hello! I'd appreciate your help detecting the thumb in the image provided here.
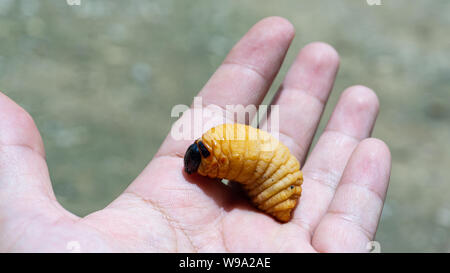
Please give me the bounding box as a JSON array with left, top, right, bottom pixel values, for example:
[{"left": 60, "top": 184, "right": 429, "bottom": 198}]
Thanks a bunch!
[{"left": 0, "top": 92, "right": 77, "bottom": 249}]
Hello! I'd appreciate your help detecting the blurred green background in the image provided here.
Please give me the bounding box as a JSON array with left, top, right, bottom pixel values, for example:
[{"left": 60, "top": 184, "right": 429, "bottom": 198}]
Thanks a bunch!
[{"left": 1, "top": 0, "right": 449, "bottom": 252}]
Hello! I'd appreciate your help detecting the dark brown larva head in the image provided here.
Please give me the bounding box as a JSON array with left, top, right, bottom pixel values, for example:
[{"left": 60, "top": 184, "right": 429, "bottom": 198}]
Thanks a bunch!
[{"left": 184, "top": 140, "right": 210, "bottom": 174}]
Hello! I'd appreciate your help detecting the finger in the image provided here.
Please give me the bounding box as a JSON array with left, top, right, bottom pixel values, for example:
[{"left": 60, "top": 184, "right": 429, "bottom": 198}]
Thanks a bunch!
[
  {"left": 291, "top": 85, "right": 379, "bottom": 236},
  {"left": 199, "top": 16, "right": 295, "bottom": 109},
  {"left": 156, "top": 16, "right": 295, "bottom": 157},
  {"left": 0, "top": 92, "right": 75, "bottom": 248},
  {"left": 263, "top": 42, "right": 339, "bottom": 163},
  {"left": 312, "top": 138, "right": 391, "bottom": 252}
]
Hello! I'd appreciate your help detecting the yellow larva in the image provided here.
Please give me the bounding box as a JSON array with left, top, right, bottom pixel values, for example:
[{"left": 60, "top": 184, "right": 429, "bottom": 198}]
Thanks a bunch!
[{"left": 184, "top": 123, "right": 303, "bottom": 222}]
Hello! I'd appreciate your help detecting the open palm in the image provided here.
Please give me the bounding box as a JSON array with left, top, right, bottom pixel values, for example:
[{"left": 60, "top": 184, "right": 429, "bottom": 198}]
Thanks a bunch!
[{"left": 0, "top": 17, "right": 390, "bottom": 253}]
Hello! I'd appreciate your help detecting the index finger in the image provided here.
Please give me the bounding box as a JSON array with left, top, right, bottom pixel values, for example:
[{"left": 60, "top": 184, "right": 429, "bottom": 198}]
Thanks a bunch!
[
  {"left": 200, "top": 16, "right": 295, "bottom": 109},
  {"left": 157, "top": 16, "right": 295, "bottom": 157}
]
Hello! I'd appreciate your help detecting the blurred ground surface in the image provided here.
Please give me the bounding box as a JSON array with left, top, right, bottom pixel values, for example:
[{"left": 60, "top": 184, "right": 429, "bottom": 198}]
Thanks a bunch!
[{"left": 0, "top": 0, "right": 449, "bottom": 252}]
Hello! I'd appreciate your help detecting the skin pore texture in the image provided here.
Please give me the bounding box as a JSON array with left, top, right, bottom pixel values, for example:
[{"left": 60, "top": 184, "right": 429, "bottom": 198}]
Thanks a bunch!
[{"left": 0, "top": 17, "right": 390, "bottom": 252}]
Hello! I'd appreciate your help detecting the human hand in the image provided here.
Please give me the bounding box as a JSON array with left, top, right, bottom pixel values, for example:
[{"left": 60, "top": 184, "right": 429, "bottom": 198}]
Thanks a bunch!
[{"left": 0, "top": 17, "right": 390, "bottom": 252}]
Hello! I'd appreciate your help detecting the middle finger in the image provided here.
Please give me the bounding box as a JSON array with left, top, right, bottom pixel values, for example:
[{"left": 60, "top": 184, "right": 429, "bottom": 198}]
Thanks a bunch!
[{"left": 263, "top": 42, "right": 340, "bottom": 164}]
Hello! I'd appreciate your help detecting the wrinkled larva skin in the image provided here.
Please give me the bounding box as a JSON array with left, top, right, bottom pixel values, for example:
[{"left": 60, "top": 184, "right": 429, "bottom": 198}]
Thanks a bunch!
[{"left": 184, "top": 123, "right": 303, "bottom": 222}]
